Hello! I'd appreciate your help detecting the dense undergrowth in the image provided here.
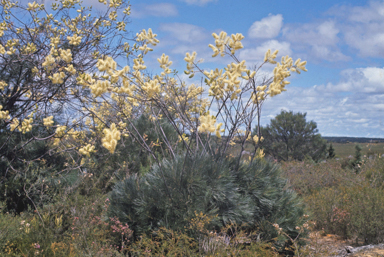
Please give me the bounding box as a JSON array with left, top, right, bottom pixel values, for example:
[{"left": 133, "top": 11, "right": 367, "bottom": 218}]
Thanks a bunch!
[
  {"left": 3, "top": 152, "right": 384, "bottom": 256},
  {"left": 282, "top": 156, "right": 384, "bottom": 245}
]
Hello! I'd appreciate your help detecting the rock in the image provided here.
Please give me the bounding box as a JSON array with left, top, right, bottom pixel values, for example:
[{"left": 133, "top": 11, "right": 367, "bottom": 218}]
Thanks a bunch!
[{"left": 345, "top": 246, "right": 354, "bottom": 253}]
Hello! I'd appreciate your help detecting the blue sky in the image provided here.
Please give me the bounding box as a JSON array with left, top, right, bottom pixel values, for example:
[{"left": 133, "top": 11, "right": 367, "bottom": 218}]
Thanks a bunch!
[{"left": 92, "top": 0, "right": 384, "bottom": 137}]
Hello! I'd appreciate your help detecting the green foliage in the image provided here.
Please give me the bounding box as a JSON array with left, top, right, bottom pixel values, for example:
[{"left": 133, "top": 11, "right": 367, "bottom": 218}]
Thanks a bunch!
[
  {"left": 0, "top": 123, "right": 76, "bottom": 213},
  {"left": 308, "top": 184, "right": 384, "bottom": 244},
  {"left": 108, "top": 155, "right": 308, "bottom": 252},
  {"left": 327, "top": 143, "right": 336, "bottom": 159},
  {"left": 341, "top": 144, "right": 363, "bottom": 172},
  {"left": 286, "top": 157, "right": 384, "bottom": 245},
  {"left": 258, "top": 110, "right": 327, "bottom": 162},
  {"left": 0, "top": 189, "right": 132, "bottom": 256}
]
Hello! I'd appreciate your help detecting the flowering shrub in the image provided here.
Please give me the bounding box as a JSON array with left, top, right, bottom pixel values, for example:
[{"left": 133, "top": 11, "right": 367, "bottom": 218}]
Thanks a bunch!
[{"left": 0, "top": 0, "right": 310, "bottom": 254}]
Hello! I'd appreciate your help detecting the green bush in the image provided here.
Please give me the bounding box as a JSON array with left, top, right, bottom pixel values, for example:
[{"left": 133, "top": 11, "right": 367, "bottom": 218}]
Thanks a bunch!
[
  {"left": 108, "top": 155, "right": 308, "bottom": 252},
  {"left": 307, "top": 183, "right": 384, "bottom": 244}
]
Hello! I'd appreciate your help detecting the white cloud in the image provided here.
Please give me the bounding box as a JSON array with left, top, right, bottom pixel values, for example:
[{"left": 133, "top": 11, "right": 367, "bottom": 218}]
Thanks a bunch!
[
  {"left": 179, "top": 0, "right": 217, "bottom": 6},
  {"left": 282, "top": 20, "right": 349, "bottom": 61},
  {"left": 328, "top": 1, "right": 384, "bottom": 58},
  {"left": 248, "top": 14, "right": 283, "bottom": 39},
  {"left": 239, "top": 40, "right": 292, "bottom": 62},
  {"left": 159, "top": 23, "right": 208, "bottom": 42},
  {"left": 326, "top": 67, "right": 384, "bottom": 93},
  {"left": 259, "top": 66, "right": 384, "bottom": 137},
  {"left": 131, "top": 3, "right": 178, "bottom": 18},
  {"left": 283, "top": 20, "right": 339, "bottom": 46},
  {"left": 311, "top": 45, "right": 350, "bottom": 61}
]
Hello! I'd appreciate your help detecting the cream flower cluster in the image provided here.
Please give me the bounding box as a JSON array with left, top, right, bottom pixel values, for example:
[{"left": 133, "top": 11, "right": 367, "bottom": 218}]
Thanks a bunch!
[
  {"left": 79, "top": 144, "right": 95, "bottom": 157},
  {"left": 264, "top": 49, "right": 279, "bottom": 64},
  {"left": 9, "top": 113, "right": 34, "bottom": 133},
  {"left": 251, "top": 85, "right": 267, "bottom": 103},
  {"left": 43, "top": 116, "right": 54, "bottom": 128},
  {"left": 157, "top": 53, "right": 172, "bottom": 74},
  {"left": 266, "top": 53, "right": 307, "bottom": 97},
  {"left": 133, "top": 58, "right": 146, "bottom": 71},
  {"left": 67, "top": 34, "right": 82, "bottom": 46},
  {"left": 90, "top": 80, "right": 110, "bottom": 97},
  {"left": 205, "top": 60, "right": 255, "bottom": 100},
  {"left": 0, "top": 105, "right": 10, "bottom": 120},
  {"left": 96, "top": 56, "right": 116, "bottom": 72},
  {"left": 136, "top": 28, "right": 159, "bottom": 46},
  {"left": 252, "top": 135, "right": 264, "bottom": 144},
  {"left": 20, "top": 116, "right": 33, "bottom": 134},
  {"left": 65, "top": 64, "right": 76, "bottom": 75},
  {"left": 142, "top": 79, "right": 160, "bottom": 98},
  {"left": 27, "top": 1, "right": 42, "bottom": 11},
  {"left": 198, "top": 114, "right": 224, "bottom": 138},
  {"left": 208, "top": 31, "right": 244, "bottom": 57},
  {"left": 42, "top": 54, "right": 56, "bottom": 72},
  {"left": 59, "top": 49, "right": 72, "bottom": 63},
  {"left": 53, "top": 125, "right": 67, "bottom": 146},
  {"left": 49, "top": 72, "right": 65, "bottom": 84},
  {"left": 0, "top": 81, "right": 7, "bottom": 90},
  {"left": 184, "top": 51, "right": 197, "bottom": 74},
  {"left": 10, "top": 118, "right": 19, "bottom": 131},
  {"left": 102, "top": 123, "right": 121, "bottom": 154}
]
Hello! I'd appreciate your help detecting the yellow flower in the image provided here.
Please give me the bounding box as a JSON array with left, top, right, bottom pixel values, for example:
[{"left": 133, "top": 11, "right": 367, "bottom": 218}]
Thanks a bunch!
[
  {"left": 67, "top": 34, "right": 82, "bottom": 46},
  {"left": 198, "top": 114, "right": 216, "bottom": 133},
  {"left": 90, "top": 80, "right": 110, "bottom": 97},
  {"left": 43, "top": 116, "right": 54, "bottom": 128},
  {"left": 27, "top": 1, "right": 39, "bottom": 11},
  {"left": 59, "top": 49, "right": 72, "bottom": 63},
  {"left": 0, "top": 105, "right": 10, "bottom": 120},
  {"left": 64, "top": 64, "right": 76, "bottom": 75},
  {"left": 42, "top": 54, "right": 56, "bottom": 72},
  {"left": 79, "top": 144, "right": 95, "bottom": 157},
  {"left": 102, "top": 123, "right": 121, "bottom": 154},
  {"left": 136, "top": 28, "right": 159, "bottom": 46},
  {"left": 142, "top": 79, "right": 160, "bottom": 98},
  {"left": 157, "top": 53, "right": 172, "bottom": 69},
  {"left": 49, "top": 72, "right": 65, "bottom": 84},
  {"left": 10, "top": 118, "right": 19, "bottom": 131}
]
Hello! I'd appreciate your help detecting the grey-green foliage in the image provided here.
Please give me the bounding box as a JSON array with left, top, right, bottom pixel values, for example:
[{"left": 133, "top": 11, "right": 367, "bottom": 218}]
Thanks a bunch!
[
  {"left": 258, "top": 110, "right": 327, "bottom": 162},
  {"left": 108, "top": 155, "right": 307, "bottom": 250}
]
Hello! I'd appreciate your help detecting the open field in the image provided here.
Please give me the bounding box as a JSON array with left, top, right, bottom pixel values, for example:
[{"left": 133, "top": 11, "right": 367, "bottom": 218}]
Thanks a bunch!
[{"left": 330, "top": 142, "right": 384, "bottom": 158}]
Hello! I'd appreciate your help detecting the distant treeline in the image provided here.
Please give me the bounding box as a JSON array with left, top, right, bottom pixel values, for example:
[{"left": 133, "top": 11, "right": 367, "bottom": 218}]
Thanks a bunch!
[{"left": 323, "top": 137, "right": 384, "bottom": 143}]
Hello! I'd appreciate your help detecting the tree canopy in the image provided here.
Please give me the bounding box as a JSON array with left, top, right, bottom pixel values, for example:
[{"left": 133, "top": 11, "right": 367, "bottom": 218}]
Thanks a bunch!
[{"left": 258, "top": 110, "right": 327, "bottom": 162}]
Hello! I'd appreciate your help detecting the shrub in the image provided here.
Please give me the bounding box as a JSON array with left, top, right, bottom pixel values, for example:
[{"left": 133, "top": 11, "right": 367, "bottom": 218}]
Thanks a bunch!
[
  {"left": 307, "top": 184, "right": 384, "bottom": 244},
  {"left": 108, "top": 155, "right": 308, "bottom": 252}
]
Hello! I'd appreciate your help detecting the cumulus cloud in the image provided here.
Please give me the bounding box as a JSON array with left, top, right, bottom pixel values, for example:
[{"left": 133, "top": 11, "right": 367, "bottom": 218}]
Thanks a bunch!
[
  {"left": 248, "top": 14, "right": 283, "bottom": 39},
  {"left": 260, "top": 66, "right": 384, "bottom": 137},
  {"left": 239, "top": 40, "right": 292, "bottom": 63},
  {"left": 155, "top": 23, "right": 215, "bottom": 65},
  {"left": 325, "top": 67, "right": 384, "bottom": 93},
  {"left": 131, "top": 3, "right": 178, "bottom": 18},
  {"left": 159, "top": 23, "right": 208, "bottom": 43},
  {"left": 282, "top": 20, "right": 350, "bottom": 61},
  {"left": 326, "top": 1, "right": 384, "bottom": 58},
  {"left": 283, "top": 20, "right": 339, "bottom": 46}
]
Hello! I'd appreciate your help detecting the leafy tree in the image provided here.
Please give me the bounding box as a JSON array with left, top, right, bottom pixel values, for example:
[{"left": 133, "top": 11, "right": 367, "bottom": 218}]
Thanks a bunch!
[
  {"left": 258, "top": 110, "right": 327, "bottom": 162},
  {"left": 327, "top": 143, "right": 336, "bottom": 159}
]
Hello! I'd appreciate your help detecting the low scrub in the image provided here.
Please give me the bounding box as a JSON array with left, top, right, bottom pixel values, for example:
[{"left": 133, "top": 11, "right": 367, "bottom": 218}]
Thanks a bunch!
[{"left": 108, "top": 155, "right": 309, "bottom": 252}]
